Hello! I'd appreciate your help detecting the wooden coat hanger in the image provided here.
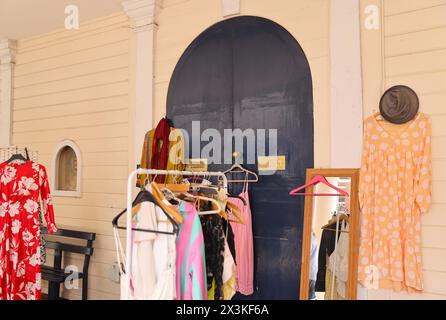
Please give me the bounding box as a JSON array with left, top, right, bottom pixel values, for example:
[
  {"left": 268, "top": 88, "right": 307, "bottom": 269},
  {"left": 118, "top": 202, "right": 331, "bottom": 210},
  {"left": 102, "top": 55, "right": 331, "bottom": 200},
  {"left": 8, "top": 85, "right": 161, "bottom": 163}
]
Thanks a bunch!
[
  {"left": 150, "top": 182, "right": 183, "bottom": 224},
  {"left": 226, "top": 201, "right": 244, "bottom": 224},
  {"left": 178, "top": 191, "right": 222, "bottom": 215},
  {"left": 162, "top": 183, "right": 190, "bottom": 193},
  {"left": 321, "top": 213, "right": 349, "bottom": 233}
]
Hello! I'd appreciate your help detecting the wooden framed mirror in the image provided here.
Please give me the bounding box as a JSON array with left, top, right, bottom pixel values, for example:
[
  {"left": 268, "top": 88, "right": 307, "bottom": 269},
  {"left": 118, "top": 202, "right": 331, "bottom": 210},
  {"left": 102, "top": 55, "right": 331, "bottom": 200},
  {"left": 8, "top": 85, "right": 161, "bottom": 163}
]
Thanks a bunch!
[{"left": 299, "top": 168, "right": 360, "bottom": 300}]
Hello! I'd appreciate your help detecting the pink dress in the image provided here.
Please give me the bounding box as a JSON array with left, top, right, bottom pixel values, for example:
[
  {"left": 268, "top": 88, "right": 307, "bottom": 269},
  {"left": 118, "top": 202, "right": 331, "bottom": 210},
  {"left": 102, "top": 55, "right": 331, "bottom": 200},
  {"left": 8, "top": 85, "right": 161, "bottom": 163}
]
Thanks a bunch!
[
  {"left": 228, "top": 181, "right": 254, "bottom": 295},
  {"left": 175, "top": 201, "right": 207, "bottom": 300}
]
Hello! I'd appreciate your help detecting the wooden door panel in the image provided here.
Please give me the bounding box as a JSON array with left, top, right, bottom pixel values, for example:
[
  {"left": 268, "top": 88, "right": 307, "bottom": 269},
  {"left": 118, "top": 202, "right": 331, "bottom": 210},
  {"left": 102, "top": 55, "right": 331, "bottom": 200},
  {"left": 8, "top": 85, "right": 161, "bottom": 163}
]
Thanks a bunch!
[{"left": 167, "top": 16, "right": 313, "bottom": 300}]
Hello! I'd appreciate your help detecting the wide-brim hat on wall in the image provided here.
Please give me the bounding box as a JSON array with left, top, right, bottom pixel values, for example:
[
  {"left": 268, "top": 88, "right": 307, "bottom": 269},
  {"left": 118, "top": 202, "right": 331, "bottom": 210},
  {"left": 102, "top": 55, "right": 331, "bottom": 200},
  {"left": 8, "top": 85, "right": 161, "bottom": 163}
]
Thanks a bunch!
[{"left": 379, "top": 85, "right": 419, "bottom": 124}]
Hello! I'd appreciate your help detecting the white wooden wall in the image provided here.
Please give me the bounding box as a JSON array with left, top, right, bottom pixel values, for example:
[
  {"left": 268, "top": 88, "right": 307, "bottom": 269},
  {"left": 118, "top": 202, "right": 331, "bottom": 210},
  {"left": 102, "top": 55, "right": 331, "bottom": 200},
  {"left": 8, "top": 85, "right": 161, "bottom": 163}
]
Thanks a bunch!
[
  {"left": 7, "top": 0, "right": 446, "bottom": 300},
  {"left": 361, "top": 0, "right": 446, "bottom": 299},
  {"left": 9, "top": 0, "right": 332, "bottom": 300},
  {"left": 11, "top": 12, "right": 132, "bottom": 300}
]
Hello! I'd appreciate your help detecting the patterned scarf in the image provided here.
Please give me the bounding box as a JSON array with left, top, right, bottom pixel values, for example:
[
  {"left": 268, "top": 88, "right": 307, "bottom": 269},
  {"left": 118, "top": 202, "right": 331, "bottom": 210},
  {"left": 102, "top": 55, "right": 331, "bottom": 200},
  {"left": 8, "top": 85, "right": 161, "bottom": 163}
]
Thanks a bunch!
[{"left": 150, "top": 118, "right": 171, "bottom": 183}]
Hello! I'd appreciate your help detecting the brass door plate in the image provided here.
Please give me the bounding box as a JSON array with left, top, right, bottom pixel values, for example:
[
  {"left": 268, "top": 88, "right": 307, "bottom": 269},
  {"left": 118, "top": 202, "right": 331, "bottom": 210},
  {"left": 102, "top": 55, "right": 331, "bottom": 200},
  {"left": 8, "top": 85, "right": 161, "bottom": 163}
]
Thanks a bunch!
[
  {"left": 185, "top": 158, "right": 208, "bottom": 171},
  {"left": 258, "top": 155, "right": 286, "bottom": 171}
]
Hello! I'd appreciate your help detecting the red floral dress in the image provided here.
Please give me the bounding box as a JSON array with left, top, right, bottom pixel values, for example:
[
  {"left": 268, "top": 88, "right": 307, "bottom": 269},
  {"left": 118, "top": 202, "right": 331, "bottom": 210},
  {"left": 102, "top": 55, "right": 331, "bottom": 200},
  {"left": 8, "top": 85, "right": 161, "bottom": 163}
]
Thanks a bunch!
[{"left": 0, "top": 161, "right": 57, "bottom": 300}]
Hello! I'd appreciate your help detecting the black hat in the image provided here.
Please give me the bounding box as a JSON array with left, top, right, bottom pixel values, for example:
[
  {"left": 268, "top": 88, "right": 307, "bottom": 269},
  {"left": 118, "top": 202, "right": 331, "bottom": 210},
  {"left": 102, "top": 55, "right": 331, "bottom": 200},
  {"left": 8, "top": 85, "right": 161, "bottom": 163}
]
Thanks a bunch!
[{"left": 379, "top": 85, "right": 419, "bottom": 124}]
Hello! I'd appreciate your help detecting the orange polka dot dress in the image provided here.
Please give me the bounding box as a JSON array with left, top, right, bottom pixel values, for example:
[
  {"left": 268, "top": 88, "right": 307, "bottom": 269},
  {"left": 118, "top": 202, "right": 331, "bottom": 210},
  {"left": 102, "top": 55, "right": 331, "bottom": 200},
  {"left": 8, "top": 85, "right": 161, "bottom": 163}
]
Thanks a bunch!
[{"left": 358, "top": 113, "right": 432, "bottom": 293}]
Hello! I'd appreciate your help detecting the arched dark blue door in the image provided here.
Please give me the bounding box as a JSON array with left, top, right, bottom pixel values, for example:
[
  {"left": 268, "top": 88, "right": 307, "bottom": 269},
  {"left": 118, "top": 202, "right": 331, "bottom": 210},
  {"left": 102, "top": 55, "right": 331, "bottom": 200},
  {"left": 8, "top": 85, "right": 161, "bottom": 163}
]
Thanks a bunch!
[{"left": 167, "top": 16, "right": 313, "bottom": 299}]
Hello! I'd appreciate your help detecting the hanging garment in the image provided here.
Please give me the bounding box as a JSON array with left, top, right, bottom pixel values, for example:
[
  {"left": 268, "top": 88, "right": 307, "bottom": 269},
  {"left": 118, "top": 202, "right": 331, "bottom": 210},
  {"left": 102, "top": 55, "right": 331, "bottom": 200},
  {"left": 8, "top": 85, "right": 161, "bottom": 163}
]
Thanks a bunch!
[
  {"left": 0, "top": 161, "right": 57, "bottom": 300},
  {"left": 328, "top": 221, "right": 349, "bottom": 299},
  {"left": 221, "top": 218, "right": 236, "bottom": 264},
  {"left": 207, "top": 235, "right": 237, "bottom": 300},
  {"left": 151, "top": 118, "right": 171, "bottom": 180},
  {"left": 176, "top": 201, "right": 207, "bottom": 300},
  {"left": 152, "top": 205, "right": 176, "bottom": 300},
  {"left": 38, "top": 206, "right": 46, "bottom": 265},
  {"left": 308, "top": 231, "right": 318, "bottom": 300},
  {"left": 221, "top": 236, "right": 236, "bottom": 300},
  {"left": 208, "top": 218, "right": 237, "bottom": 300},
  {"left": 315, "top": 221, "right": 342, "bottom": 292},
  {"left": 228, "top": 179, "right": 254, "bottom": 296},
  {"left": 131, "top": 202, "right": 158, "bottom": 299},
  {"left": 113, "top": 201, "right": 176, "bottom": 300},
  {"left": 200, "top": 213, "right": 225, "bottom": 300},
  {"left": 138, "top": 127, "right": 186, "bottom": 187},
  {"left": 358, "top": 113, "right": 432, "bottom": 292},
  {"left": 325, "top": 260, "right": 346, "bottom": 300},
  {"left": 309, "top": 231, "right": 319, "bottom": 282},
  {"left": 308, "top": 280, "right": 316, "bottom": 300}
]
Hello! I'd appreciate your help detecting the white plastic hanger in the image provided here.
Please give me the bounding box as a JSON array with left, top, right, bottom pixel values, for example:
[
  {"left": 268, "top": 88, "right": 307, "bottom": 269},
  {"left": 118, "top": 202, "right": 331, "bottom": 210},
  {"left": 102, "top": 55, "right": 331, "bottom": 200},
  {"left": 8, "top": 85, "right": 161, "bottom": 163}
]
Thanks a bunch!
[{"left": 223, "top": 163, "right": 259, "bottom": 183}]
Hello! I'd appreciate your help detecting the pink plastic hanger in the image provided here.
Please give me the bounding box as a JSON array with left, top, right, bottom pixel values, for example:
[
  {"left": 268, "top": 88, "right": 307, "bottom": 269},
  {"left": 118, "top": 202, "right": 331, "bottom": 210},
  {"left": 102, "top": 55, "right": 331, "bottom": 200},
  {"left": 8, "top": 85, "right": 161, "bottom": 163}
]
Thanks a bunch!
[{"left": 289, "top": 175, "right": 349, "bottom": 197}]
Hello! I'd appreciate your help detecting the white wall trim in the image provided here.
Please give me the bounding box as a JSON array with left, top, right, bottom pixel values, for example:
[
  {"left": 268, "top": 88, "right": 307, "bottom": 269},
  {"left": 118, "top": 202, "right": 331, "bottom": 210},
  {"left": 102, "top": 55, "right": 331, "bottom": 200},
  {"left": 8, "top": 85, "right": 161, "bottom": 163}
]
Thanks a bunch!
[
  {"left": 329, "top": 0, "right": 364, "bottom": 168},
  {"left": 51, "top": 140, "right": 82, "bottom": 198},
  {"left": 222, "top": 0, "right": 241, "bottom": 17},
  {"left": 0, "top": 39, "right": 17, "bottom": 148},
  {"left": 122, "top": 0, "right": 162, "bottom": 169},
  {"left": 122, "top": 0, "right": 161, "bottom": 29}
]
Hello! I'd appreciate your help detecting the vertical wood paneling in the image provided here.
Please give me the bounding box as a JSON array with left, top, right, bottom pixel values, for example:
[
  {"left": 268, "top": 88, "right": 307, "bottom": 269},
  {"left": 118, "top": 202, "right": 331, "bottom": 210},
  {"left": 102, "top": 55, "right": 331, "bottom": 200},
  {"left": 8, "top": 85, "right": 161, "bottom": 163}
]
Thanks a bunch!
[
  {"left": 364, "top": 0, "right": 446, "bottom": 300},
  {"left": 11, "top": 12, "right": 131, "bottom": 300}
]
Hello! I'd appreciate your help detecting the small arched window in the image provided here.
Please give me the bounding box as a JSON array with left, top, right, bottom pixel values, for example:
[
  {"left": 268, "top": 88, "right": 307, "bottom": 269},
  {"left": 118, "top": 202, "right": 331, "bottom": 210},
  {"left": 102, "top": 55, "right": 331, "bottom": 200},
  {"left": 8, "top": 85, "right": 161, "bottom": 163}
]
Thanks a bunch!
[{"left": 52, "top": 140, "right": 82, "bottom": 197}]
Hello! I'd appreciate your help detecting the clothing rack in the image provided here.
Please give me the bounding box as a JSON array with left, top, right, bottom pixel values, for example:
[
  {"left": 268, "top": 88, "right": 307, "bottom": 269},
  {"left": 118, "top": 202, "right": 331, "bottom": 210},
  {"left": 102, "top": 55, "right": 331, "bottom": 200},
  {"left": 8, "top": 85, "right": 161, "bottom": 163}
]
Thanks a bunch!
[
  {"left": 123, "top": 168, "right": 228, "bottom": 300},
  {"left": 0, "top": 146, "right": 38, "bottom": 163}
]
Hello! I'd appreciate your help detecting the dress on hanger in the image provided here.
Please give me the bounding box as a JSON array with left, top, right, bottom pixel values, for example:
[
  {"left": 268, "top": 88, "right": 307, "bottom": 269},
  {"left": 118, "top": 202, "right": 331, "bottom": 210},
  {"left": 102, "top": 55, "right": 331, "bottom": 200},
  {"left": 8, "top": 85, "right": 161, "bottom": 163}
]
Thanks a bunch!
[
  {"left": 0, "top": 161, "right": 57, "bottom": 300},
  {"left": 328, "top": 220, "right": 349, "bottom": 298},
  {"left": 207, "top": 235, "right": 237, "bottom": 300},
  {"left": 315, "top": 222, "right": 341, "bottom": 292},
  {"left": 325, "top": 261, "right": 346, "bottom": 300},
  {"left": 228, "top": 177, "right": 254, "bottom": 296},
  {"left": 114, "top": 201, "right": 177, "bottom": 300},
  {"left": 358, "top": 113, "right": 432, "bottom": 292},
  {"left": 176, "top": 201, "right": 207, "bottom": 300},
  {"left": 309, "top": 231, "right": 318, "bottom": 300},
  {"left": 131, "top": 202, "right": 158, "bottom": 299},
  {"left": 200, "top": 213, "right": 225, "bottom": 300}
]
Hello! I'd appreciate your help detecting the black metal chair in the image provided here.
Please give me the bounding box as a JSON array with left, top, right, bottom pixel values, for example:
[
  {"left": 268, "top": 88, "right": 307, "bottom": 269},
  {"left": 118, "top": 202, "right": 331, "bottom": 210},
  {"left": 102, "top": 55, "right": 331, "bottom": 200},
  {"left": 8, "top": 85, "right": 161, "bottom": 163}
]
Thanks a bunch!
[{"left": 41, "top": 228, "right": 96, "bottom": 300}]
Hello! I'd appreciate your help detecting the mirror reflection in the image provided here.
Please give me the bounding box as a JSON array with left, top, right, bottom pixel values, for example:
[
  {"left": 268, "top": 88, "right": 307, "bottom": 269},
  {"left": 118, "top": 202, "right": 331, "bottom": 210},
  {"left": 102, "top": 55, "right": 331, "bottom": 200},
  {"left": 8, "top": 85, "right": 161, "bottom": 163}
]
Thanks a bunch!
[{"left": 309, "top": 177, "right": 351, "bottom": 300}]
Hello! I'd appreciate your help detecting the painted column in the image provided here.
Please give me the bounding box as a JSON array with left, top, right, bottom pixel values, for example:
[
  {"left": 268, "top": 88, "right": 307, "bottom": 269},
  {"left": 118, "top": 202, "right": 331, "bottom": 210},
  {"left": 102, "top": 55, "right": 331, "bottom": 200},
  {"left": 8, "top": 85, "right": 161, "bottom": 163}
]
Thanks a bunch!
[
  {"left": 122, "top": 0, "right": 161, "bottom": 168},
  {"left": 329, "top": 0, "right": 364, "bottom": 168},
  {"left": 0, "top": 39, "right": 16, "bottom": 148},
  {"left": 221, "top": 0, "right": 240, "bottom": 17},
  {"left": 359, "top": 0, "right": 387, "bottom": 301}
]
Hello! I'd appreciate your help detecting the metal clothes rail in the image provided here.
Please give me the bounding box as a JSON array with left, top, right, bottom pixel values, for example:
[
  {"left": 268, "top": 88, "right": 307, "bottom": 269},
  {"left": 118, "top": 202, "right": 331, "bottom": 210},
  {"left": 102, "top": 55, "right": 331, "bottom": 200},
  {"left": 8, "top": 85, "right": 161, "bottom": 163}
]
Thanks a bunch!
[{"left": 123, "top": 169, "right": 228, "bottom": 300}]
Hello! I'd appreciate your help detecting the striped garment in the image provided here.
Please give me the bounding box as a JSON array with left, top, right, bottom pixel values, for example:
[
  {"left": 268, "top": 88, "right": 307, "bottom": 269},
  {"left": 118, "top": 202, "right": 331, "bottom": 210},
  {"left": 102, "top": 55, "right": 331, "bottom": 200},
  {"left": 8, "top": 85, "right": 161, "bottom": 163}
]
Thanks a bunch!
[{"left": 176, "top": 201, "right": 207, "bottom": 300}]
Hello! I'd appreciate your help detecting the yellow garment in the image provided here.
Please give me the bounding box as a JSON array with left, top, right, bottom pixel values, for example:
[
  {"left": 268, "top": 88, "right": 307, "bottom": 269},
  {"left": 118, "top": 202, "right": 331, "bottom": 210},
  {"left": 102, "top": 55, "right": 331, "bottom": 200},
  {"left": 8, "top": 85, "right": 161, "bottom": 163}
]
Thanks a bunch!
[
  {"left": 207, "top": 237, "right": 237, "bottom": 300},
  {"left": 207, "top": 277, "right": 236, "bottom": 300},
  {"left": 358, "top": 113, "right": 432, "bottom": 293},
  {"left": 138, "top": 128, "right": 186, "bottom": 187}
]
